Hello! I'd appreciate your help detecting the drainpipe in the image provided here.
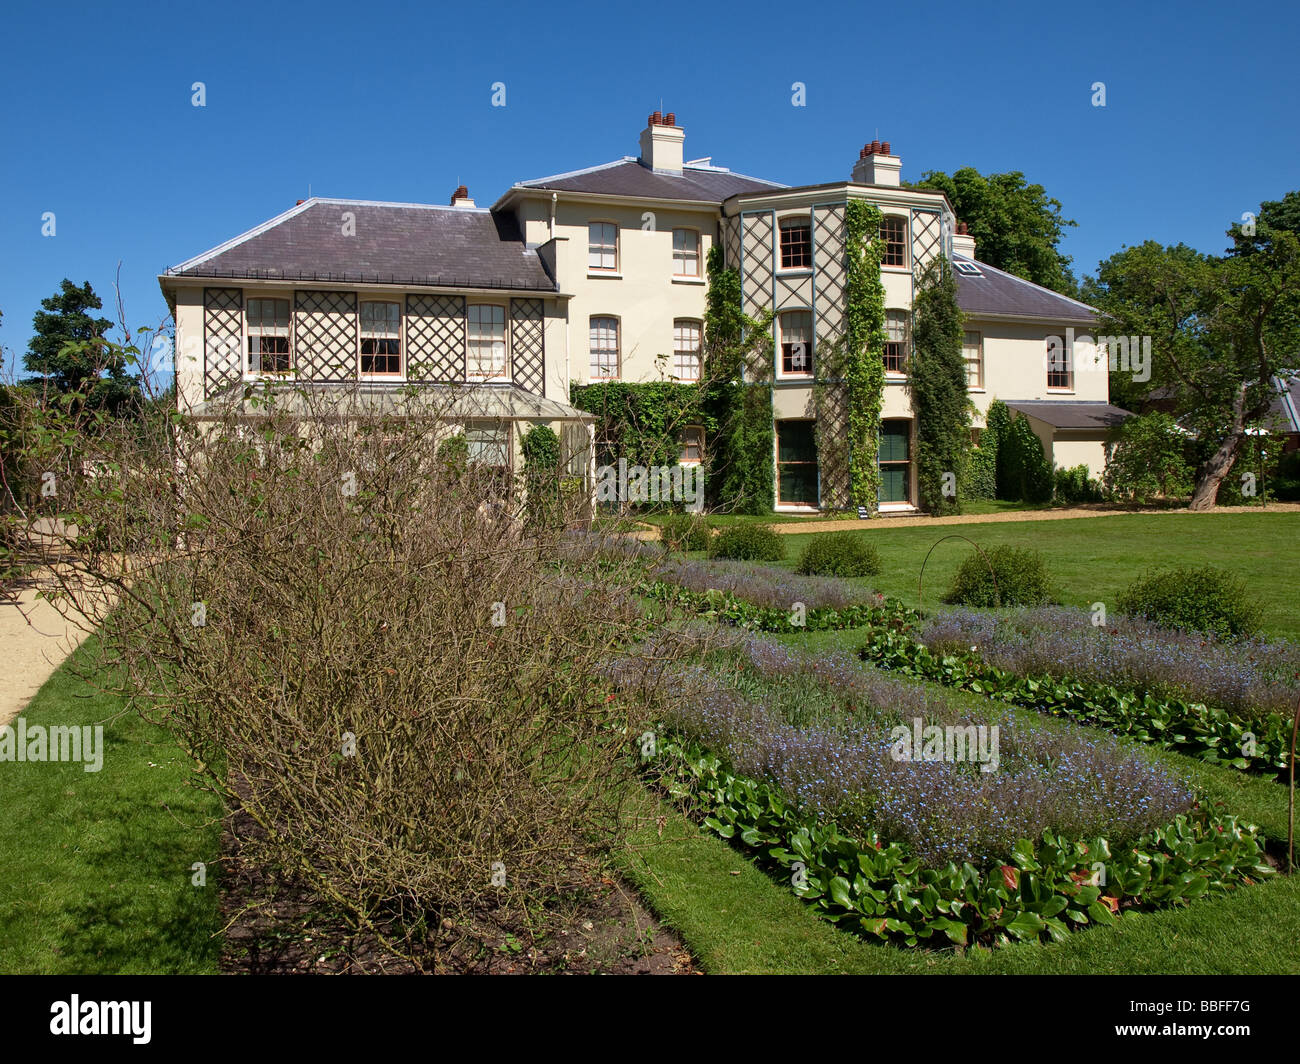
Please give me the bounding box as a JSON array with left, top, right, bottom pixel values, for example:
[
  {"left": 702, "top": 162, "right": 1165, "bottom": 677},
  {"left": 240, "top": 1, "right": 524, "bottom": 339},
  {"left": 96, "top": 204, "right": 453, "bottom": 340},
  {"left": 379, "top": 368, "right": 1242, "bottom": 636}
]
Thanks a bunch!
[{"left": 549, "top": 192, "right": 557, "bottom": 239}]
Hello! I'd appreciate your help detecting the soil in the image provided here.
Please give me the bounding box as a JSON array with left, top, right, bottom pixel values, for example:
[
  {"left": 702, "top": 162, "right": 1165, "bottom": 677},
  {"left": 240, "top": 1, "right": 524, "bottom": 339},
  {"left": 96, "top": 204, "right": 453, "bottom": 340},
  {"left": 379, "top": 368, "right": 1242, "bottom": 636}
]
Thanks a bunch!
[{"left": 218, "top": 808, "right": 697, "bottom": 975}]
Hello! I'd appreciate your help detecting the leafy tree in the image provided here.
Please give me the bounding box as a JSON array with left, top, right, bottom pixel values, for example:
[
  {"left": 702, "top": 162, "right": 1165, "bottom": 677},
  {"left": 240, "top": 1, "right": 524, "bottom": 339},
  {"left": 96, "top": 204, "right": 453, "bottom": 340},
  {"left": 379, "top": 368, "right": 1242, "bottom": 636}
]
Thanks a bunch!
[
  {"left": 910, "top": 168, "right": 1078, "bottom": 294},
  {"left": 909, "top": 257, "right": 971, "bottom": 514},
  {"left": 1103, "top": 411, "right": 1192, "bottom": 501},
  {"left": 1085, "top": 201, "right": 1300, "bottom": 509},
  {"left": 999, "top": 413, "right": 1053, "bottom": 503},
  {"left": 23, "top": 280, "right": 138, "bottom": 413}
]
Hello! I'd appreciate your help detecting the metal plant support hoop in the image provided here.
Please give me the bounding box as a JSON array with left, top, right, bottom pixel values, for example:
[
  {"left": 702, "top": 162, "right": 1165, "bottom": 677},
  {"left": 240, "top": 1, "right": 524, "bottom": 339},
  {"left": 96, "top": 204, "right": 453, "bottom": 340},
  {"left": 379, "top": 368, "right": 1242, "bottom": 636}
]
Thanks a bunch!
[
  {"left": 917, "top": 534, "right": 1002, "bottom": 614},
  {"left": 1290, "top": 691, "right": 1299, "bottom": 874}
]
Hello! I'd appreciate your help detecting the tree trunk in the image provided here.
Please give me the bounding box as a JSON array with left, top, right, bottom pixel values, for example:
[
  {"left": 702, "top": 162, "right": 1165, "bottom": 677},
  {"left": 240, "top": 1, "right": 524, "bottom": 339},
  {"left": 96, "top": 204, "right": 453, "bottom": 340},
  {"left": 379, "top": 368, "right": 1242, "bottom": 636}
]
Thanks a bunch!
[
  {"left": 1188, "top": 382, "right": 1251, "bottom": 511},
  {"left": 1188, "top": 432, "right": 1243, "bottom": 510}
]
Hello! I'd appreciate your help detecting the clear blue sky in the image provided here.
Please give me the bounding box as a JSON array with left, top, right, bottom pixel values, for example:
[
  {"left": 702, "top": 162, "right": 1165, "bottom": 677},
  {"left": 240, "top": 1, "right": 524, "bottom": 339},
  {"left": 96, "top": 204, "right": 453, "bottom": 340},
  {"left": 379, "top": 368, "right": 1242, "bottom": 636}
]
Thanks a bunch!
[{"left": 3, "top": 0, "right": 1297, "bottom": 377}]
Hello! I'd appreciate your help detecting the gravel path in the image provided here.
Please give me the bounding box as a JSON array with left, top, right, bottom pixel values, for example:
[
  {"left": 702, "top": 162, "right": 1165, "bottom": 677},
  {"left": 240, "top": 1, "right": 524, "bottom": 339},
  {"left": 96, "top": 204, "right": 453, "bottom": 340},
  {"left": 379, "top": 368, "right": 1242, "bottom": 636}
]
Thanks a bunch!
[{"left": 0, "top": 574, "right": 96, "bottom": 728}]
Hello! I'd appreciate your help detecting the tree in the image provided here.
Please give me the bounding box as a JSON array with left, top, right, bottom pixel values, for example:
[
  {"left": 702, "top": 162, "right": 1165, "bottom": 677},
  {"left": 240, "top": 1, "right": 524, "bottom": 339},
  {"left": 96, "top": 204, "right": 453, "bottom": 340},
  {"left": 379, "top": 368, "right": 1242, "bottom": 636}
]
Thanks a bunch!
[
  {"left": 1085, "top": 204, "right": 1300, "bottom": 510},
  {"left": 1103, "top": 411, "right": 1192, "bottom": 501},
  {"left": 909, "top": 257, "right": 971, "bottom": 514},
  {"left": 23, "top": 279, "right": 138, "bottom": 412},
  {"left": 910, "top": 168, "right": 1078, "bottom": 294}
]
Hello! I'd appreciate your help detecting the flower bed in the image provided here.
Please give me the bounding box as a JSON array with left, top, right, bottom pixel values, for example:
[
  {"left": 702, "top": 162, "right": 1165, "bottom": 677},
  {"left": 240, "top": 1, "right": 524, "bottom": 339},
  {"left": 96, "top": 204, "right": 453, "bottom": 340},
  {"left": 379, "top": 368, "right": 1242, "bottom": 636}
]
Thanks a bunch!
[
  {"left": 921, "top": 606, "right": 1300, "bottom": 723},
  {"left": 611, "top": 636, "right": 1270, "bottom": 948},
  {"left": 861, "top": 625, "right": 1296, "bottom": 776}
]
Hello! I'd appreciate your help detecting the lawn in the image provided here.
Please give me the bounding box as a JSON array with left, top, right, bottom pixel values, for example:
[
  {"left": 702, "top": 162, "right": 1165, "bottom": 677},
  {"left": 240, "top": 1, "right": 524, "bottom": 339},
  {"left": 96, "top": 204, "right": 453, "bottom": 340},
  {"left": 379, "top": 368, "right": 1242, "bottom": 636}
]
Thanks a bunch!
[
  {"left": 776, "top": 511, "right": 1300, "bottom": 640},
  {"left": 0, "top": 636, "right": 223, "bottom": 974}
]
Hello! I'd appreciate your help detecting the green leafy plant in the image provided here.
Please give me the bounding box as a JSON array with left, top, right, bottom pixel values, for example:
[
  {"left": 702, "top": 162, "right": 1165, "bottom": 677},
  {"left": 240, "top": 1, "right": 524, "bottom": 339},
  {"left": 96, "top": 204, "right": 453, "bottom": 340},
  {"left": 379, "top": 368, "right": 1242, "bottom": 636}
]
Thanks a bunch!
[
  {"left": 945, "top": 544, "right": 1054, "bottom": 607},
  {"left": 660, "top": 512, "right": 712, "bottom": 553},
  {"left": 708, "top": 523, "right": 785, "bottom": 563},
  {"left": 1117, "top": 566, "right": 1262, "bottom": 639},
  {"left": 1053, "top": 463, "right": 1104, "bottom": 504},
  {"left": 796, "top": 532, "right": 881, "bottom": 578}
]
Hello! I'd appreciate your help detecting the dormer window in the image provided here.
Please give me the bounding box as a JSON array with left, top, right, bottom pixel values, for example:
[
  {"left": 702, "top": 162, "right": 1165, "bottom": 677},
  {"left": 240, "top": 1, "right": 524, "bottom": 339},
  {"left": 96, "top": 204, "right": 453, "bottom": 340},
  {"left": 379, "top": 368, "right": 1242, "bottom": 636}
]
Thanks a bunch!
[
  {"left": 247, "top": 298, "right": 291, "bottom": 374},
  {"left": 588, "top": 222, "right": 618, "bottom": 271},
  {"left": 779, "top": 219, "right": 812, "bottom": 269}
]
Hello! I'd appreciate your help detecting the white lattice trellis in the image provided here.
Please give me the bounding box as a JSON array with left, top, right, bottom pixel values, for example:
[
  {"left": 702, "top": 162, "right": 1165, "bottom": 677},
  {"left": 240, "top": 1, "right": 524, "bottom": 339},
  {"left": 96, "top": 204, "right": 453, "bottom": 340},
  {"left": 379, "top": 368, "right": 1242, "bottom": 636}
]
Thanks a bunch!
[{"left": 406, "top": 294, "right": 465, "bottom": 381}]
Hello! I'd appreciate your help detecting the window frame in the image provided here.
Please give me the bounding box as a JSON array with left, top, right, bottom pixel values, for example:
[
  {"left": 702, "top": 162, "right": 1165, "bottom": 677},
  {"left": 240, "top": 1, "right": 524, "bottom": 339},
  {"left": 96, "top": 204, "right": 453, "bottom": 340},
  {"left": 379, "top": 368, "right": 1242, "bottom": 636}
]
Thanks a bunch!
[
  {"left": 775, "top": 419, "right": 820, "bottom": 508},
  {"left": 588, "top": 220, "right": 619, "bottom": 273},
  {"left": 1047, "top": 334, "right": 1074, "bottom": 391},
  {"left": 679, "top": 425, "right": 705, "bottom": 466},
  {"left": 878, "top": 418, "right": 912, "bottom": 505},
  {"left": 589, "top": 315, "right": 620, "bottom": 380},
  {"left": 883, "top": 308, "right": 910, "bottom": 375},
  {"left": 245, "top": 295, "right": 293, "bottom": 377},
  {"left": 358, "top": 299, "right": 403, "bottom": 379},
  {"left": 778, "top": 309, "right": 814, "bottom": 378},
  {"left": 672, "top": 318, "right": 702, "bottom": 382},
  {"left": 880, "top": 214, "right": 909, "bottom": 270},
  {"left": 962, "top": 329, "right": 984, "bottom": 390},
  {"left": 778, "top": 215, "right": 813, "bottom": 271},
  {"left": 466, "top": 302, "right": 509, "bottom": 381},
  {"left": 672, "top": 228, "right": 701, "bottom": 277}
]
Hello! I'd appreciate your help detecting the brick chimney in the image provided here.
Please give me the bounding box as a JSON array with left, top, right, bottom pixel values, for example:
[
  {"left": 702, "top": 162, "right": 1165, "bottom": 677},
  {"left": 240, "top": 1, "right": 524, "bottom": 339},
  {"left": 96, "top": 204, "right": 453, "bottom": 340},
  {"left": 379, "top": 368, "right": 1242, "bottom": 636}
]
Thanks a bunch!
[
  {"left": 851, "top": 139, "right": 901, "bottom": 187},
  {"left": 450, "top": 185, "right": 475, "bottom": 208},
  {"left": 639, "top": 110, "right": 685, "bottom": 173},
  {"left": 952, "top": 221, "right": 977, "bottom": 259}
]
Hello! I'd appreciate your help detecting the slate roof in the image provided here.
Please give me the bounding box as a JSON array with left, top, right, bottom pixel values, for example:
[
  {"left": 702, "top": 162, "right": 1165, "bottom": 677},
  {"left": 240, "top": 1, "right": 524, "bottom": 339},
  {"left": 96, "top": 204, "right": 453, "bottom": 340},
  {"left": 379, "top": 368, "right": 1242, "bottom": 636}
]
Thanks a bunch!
[
  {"left": 1267, "top": 372, "right": 1300, "bottom": 434},
  {"left": 514, "top": 158, "right": 785, "bottom": 202},
  {"left": 165, "top": 198, "right": 556, "bottom": 292},
  {"left": 954, "top": 255, "right": 1097, "bottom": 325},
  {"left": 1005, "top": 401, "right": 1134, "bottom": 430}
]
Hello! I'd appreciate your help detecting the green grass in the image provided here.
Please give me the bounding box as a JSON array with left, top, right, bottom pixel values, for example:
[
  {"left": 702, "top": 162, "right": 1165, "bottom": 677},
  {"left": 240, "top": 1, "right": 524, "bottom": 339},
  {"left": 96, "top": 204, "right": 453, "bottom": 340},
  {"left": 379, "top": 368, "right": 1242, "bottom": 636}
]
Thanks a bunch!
[
  {"left": 619, "top": 796, "right": 1300, "bottom": 973},
  {"left": 0, "top": 636, "right": 222, "bottom": 973},
  {"left": 775, "top": 512, "right": 1300, "bottom": 640}
]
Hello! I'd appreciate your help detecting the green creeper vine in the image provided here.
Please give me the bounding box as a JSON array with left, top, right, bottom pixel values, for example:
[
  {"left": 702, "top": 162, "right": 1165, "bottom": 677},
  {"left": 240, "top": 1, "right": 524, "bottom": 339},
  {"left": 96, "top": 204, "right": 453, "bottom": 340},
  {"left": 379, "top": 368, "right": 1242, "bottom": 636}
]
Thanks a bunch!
[{"left": 842, "top": 200, "right": 887, "bottom": 511}]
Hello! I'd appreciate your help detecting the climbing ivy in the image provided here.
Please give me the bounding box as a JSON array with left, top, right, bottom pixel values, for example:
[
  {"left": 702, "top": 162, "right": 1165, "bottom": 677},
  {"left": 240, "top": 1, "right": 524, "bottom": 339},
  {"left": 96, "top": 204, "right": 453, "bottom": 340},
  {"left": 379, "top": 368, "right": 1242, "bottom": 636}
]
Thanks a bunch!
[
  {"left": 910, "top": 256, "right": 971, "bottom": 514},
  {"left": 568, "top": 381, "right": 706, "bottom": 471},
  {"left": 702, "top": 245, "right": 774, "bottom": 514},
  {"left": 841, "top": 200, "right": 887, "bottom": 511}
]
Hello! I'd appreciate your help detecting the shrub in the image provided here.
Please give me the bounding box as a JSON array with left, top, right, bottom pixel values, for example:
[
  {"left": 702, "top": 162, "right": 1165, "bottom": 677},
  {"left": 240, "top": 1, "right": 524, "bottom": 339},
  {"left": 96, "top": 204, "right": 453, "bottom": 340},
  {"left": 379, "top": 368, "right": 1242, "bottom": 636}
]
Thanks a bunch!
[
  {"left": 660, "top": 512, "right": 712, "bottom": 553},
  {"left": 1117, "top": 565, "right": 1262, "bottom": 638},
  {"left": 14, "top": 385, "right": 684, "bottom": 963},
  {"left": 1104, "top": 412, "right": 1192, "bottom": 501},
  {"left": 521, "top": 424, "right": 561, "bottom": 530},
  {"left": 1274, "top": 449, "right": 1300, "bottom": 501},
  {"left": 967, "top": 444, "right": 997, "bottom": 500},
  {"left": 796, "top": 532, "right": 881, "bottom": 578},
  {"left": 1052, "top": 464, "right": 1103, "bottom": 504},
  {"left": 709, "top": 523, "right": 785, "bottom": 562},
  {"left": 998, "top": 414, "right": 1053, "bottom": 503},
  {"left": 945, "top": 544, "right": 1053, "bottom": 607}
]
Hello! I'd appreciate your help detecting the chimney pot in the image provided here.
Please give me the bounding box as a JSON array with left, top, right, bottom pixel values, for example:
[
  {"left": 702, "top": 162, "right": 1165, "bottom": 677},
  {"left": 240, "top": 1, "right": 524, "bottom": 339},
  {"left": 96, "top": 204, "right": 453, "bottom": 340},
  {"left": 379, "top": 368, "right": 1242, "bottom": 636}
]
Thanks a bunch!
[
  {"left": 870, "top": 139, "right": 881, "bottom": 154},
  {"left": 296, "top": 199, "right": 305, "bottom": 205},
  {"left": 665, "top": 111, "right": 675, "bottom": 126},
  {"left": 957, "top": 221, "right": 968, "bottom": 235},
  {"left": 881, "top": 141, "right": 891, "bottom": 155},
  {"left": 651, "top": 110, "right": 662, "bottom": 125}
]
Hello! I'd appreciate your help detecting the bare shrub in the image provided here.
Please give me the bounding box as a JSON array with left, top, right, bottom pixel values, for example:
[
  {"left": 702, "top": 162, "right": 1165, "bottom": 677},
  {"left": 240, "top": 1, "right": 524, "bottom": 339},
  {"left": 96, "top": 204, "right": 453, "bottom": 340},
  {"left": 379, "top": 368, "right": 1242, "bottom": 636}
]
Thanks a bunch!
[{"left": 18, "top": 379, "right": 681, "bottom": 960}]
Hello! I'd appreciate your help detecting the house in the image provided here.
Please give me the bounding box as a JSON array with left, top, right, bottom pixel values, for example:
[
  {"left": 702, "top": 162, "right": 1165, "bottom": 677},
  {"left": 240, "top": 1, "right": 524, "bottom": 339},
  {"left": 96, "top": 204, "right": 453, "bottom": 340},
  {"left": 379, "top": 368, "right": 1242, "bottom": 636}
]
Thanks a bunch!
[{"left": 159, "top": 112, "right": 1128, "bottom": 512}]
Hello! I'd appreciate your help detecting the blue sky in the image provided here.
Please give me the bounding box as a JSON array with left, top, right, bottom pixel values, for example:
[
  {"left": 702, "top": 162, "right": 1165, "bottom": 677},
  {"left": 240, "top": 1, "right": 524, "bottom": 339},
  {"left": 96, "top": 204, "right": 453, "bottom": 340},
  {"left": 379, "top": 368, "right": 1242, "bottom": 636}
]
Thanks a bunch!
[{"left": 2, "top": 0, "right": 1297, "bottom": 377}]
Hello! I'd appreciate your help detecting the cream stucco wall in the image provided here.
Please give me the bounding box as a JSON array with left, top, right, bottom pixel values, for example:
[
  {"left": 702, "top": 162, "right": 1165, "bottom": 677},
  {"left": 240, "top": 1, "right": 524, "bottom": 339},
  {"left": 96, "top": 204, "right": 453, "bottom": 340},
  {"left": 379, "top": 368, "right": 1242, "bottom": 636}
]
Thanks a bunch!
[
  {"left": 515, "top": 195, "right": 718, "bottom": 386},
  {"left": 966, "top": 318, "right": 1109, "bottom": 426}
]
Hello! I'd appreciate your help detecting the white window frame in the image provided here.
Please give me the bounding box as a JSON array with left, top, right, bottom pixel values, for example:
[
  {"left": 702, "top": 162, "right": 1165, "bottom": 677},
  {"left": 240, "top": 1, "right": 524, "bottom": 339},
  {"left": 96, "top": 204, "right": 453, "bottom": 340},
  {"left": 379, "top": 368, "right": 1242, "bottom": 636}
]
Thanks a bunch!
[
  {"left": 588, "top": 221, "right": 619, "bottom": 273},
  {"left": 883, "top": 309, "right": 909, "bottom": 376},
  {"left": 359, "top": 299, "right": 403, "bottom": 379},
  {"left": 672, "top": 228, "right": 701, "bottom": 277},
  {"left": 778, "top": 310, "right": 813, "bottom": 378},
  {"left": 673, "top": 318, "right": 702, "bottom": 381},
  {"left": 465, "top": 420, "right": 511, "bottom": 470},
  {"left": 1047, "top": 335, "right": 1074, "bottom": 391},
  {"left": 467, "top": 303, "right": 509, "bottom": 381},
  {"left": 963, "top": 330, "right": 984, "bottom": 390},
  {"left": 245, "top": 296, "right": 292, "bottom": 377},
  {"left": 880, "top": 214, "right": 909, "bottom": 270},
  {"left": 590, "top": 315, "right": 620, "bottom": 380}
]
